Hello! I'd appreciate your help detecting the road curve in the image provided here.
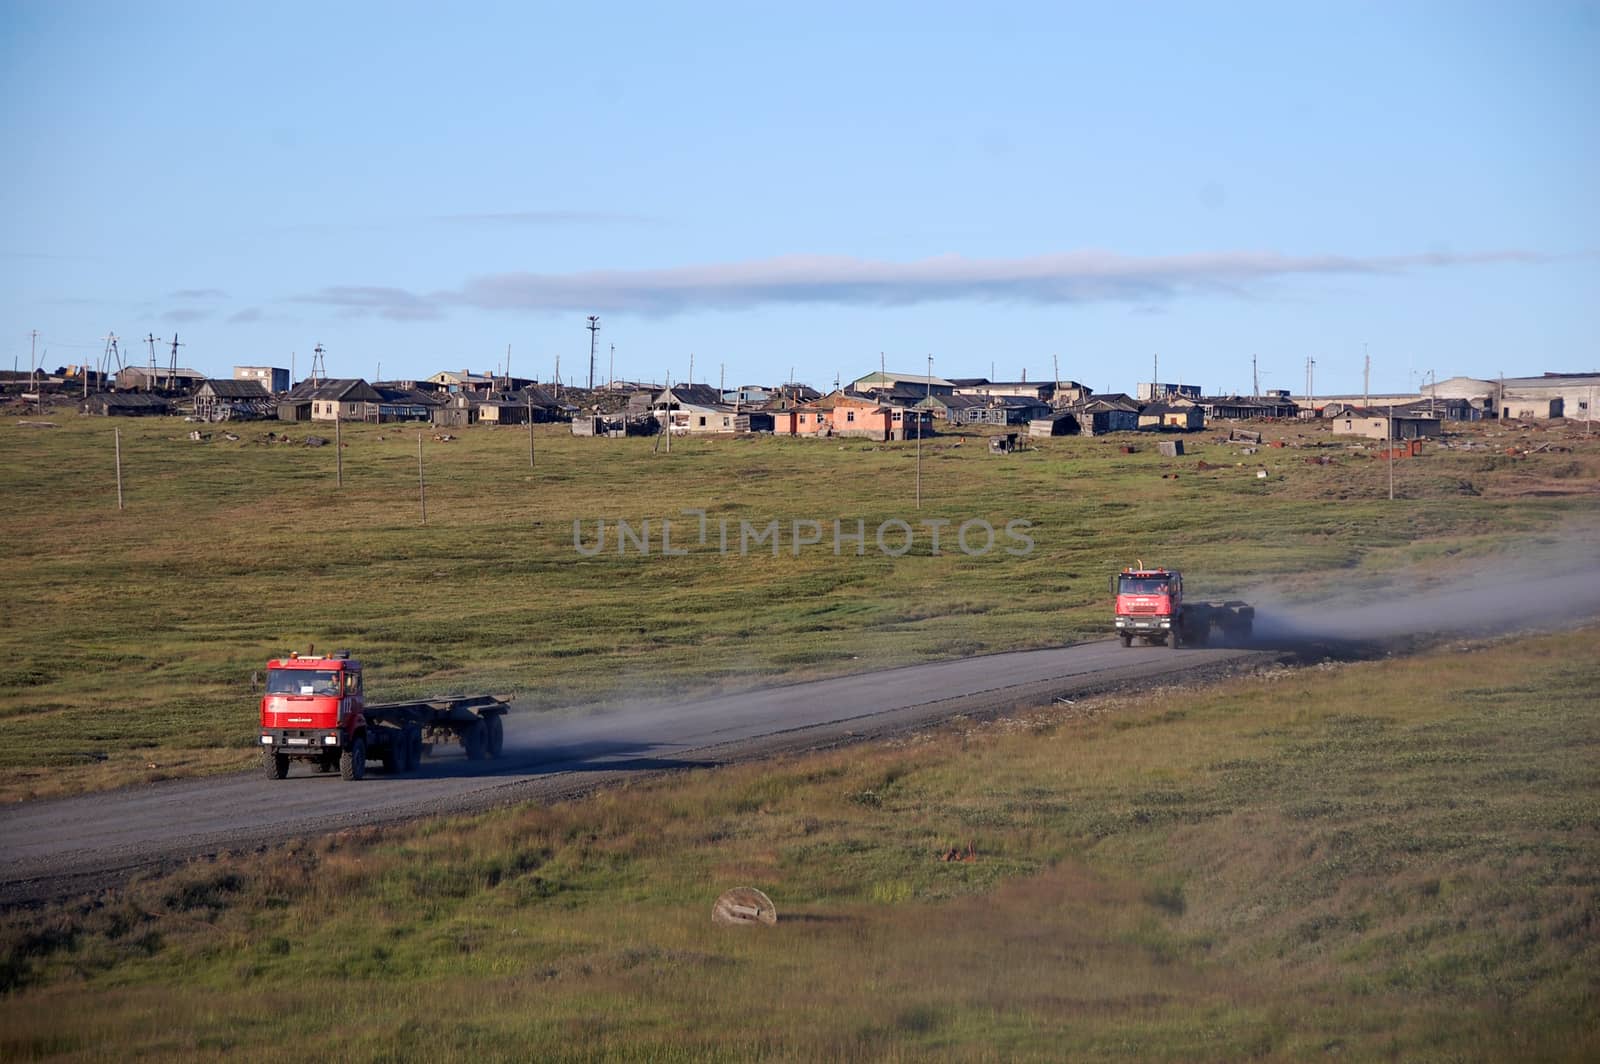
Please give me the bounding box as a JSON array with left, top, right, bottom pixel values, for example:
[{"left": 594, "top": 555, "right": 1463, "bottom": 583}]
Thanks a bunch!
[{"left": 1, "top": 641, "right": 1263, "bottom": 903}]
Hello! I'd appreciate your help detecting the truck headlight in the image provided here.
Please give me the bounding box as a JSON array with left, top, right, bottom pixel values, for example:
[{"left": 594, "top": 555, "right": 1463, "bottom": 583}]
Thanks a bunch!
[
  {"left": 323, "top": 734, "right": 339, "bottom": 745},
  {"left": 261, "top": 735, "right": 273, "bottom": 745}
]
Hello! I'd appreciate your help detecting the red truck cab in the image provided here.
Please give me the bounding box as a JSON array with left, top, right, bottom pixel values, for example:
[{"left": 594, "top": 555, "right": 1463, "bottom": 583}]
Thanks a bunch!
[
  {"left": 1113, "top": 568, "right": 1183, "bottom": 646},
  {"left": 259, "top": 651, "right": 365, "bottom": 775}
]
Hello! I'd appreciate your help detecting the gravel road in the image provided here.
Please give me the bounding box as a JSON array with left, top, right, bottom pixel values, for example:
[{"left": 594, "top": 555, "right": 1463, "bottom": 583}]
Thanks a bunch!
[{"left": 0, "top": 640, "right": 1267, "bottom": 904}]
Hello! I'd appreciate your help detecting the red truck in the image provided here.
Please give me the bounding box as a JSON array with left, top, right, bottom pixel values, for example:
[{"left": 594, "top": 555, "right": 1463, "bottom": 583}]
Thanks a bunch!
[
  {"left": 1112, "top": 567, "right": 1254, "bottom": 648},
  {"left": 259, "top": 650, "right": 509, "bottom": 780}
]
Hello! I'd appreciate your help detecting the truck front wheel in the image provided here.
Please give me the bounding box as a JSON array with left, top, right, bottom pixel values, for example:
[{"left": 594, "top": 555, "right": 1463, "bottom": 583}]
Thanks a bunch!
[
  {"left": 262, "top": 750, "right": 289, "bottom": 779},
  {"left": 341, "top": 736, "right": 367, "bottom": 781},
  {"left": 485, "top": 714, "right": 504, "bottom": 758},
  {"left": 1119, "top": 632, "right": 1133, "bottom": 648}
]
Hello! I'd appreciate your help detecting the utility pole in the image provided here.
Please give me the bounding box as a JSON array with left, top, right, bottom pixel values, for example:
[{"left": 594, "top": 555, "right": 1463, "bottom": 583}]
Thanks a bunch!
[
  {"left": 114, "top": 427, "right": 124, "bottom": 510},
  {"left": 586, "top": 316, "right": 600, "bottom": 390},
  {"left": 166, "top": 334, "right": 183, "bottom": 391},
  {"left": 1153, "top": 353, "right": 1158, "bottom": 395},
  {"left": 417, "top": 432, "right": 427, "bottom": 524},
  {"left": 527, "top": 389, "right": 535, "bottom": 467},
  {"left": 917, "top": 355, "right": 931, "bottom": 509},
  {"left": 145, "top": 334, "right": 159, "bottom": 391},
  {"left": 1363, "top": 344, "right": 1370, "bottom": 409},
  {"left": 1053, "top": 353, "right": 1060, "bottom": 408},
  {"left": 1388, "top": 406, "right": 1395, "bottom": 502},
  {"left": 688, "top": 352, "right": 694, "bottom": 386},
  {"left": 554, "top": 354, "right": 561, "bottom": 398},
  {"left": 29, "top": 329, "right": 38, "bottom": 393},
  {"left": 608, "top": 343, "right": 614, "bottom": 390},
  {"left": 1252, "top": 353, "right": 1259, "bottom": 398},
  {"left": 505, "top": 343, "right": 512, "bottom": 389},
  {"left": 335, "top": 410, "right": 342, "bottom": 489},
  {"left": 1306, "top": 355, "right": 1316, "bottom": 412},
  {"left": 720, "top": 362, "right": 725, "bottom": 398}
]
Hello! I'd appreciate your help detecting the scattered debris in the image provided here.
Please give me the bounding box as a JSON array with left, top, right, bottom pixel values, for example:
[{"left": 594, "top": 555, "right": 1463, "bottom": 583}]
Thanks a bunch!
[
  {"left": 1157, "top": 439, "right": 1185, "bottom": 457},
  {"left": 223, "top": 432, "right": 240, "bottom": 441},
  {"left": 16, "top": 420, "right": 58, "bottom": 429},
  {"left": 433, "top": 433, "right": 457, "bottom": 442},
  {"left": 304, "top": 436, "right": 328, "bottom": 447},
  {"left": 938, "top": 841, "right": 978, "bottom": 863},
  {"left": 187, "top": 430, "right": 210, "bottom": 442},
  {"left": 989, "top": 433, "right": 1017, "bottom": 454},
  {"left": 712, "top": 886, "right": 778, "bottom": 927}
]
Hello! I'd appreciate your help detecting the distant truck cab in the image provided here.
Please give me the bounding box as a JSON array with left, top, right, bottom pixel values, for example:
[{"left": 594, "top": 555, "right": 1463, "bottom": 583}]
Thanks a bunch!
[
  {"left": 259, "top": 649, "right": 508, "bottom": 781},
  {"left": 1112, "top": 567, "right": 1253, "bottom": 648}
]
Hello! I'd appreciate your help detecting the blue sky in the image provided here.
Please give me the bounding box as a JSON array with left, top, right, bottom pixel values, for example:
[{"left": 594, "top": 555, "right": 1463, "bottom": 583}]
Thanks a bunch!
[{"left": 4, "top": 1, "right": 1595, "bottom": 395}]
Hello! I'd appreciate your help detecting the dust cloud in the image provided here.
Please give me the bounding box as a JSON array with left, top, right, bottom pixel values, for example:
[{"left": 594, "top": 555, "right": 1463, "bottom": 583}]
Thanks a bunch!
[{"left": 1246, "top": 541, "right": 1600, "bottom": 647}]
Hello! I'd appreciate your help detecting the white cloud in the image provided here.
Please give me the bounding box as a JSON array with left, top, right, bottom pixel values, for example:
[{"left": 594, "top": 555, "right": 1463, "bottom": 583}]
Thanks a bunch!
[{"left": 292, "top": 248, "right": 1547, "bottom": 319}]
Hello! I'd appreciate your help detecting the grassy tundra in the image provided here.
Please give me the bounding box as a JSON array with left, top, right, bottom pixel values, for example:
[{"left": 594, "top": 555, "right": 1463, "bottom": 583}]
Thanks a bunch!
[
  {"left": 0, "top": 414, "right": 1595, "bottom": 801},
  {"left": 1, "top": 628, "right": 1595, "bottom": 1060},
  {"left": 1, "top": 413, "right": 1597, "bottom": 1060}
]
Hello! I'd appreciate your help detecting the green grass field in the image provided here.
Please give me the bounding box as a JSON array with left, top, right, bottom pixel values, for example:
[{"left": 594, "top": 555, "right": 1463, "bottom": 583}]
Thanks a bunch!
[
  {"left": 2, "top": 628, "right": 1595, "bottom": 1060},
  {"left": 2, "top": 413, "right": 1598, "bottom": 1060},
  {"left": 1, "top": 414, "right": 1594, "bottom": 801}
]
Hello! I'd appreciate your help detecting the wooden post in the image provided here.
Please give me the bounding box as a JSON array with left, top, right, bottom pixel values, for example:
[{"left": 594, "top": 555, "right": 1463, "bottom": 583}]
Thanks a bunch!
[
  {"left": 528, "top": 390, "right": 535, "bottom": 468},
  {"left": 114, "top": 428, "right": 124, "bottom": 511},
  {"left": 418, "top": 432, "right": 427, "bottom": 524},
  {"left": 335, "top": 412, "right": 343, "bottom": 488}
]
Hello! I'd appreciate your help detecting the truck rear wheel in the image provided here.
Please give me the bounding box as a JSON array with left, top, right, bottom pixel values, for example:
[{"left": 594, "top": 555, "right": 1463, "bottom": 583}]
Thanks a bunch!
[
  {"left": 341, "top": 736, "right": 367, "bottom": 781},
  {"left": 463, "top": 720, "right": 487, "bottom": 761},
  {"left": 262, "top": 750, "right": 289, "bottom": 779},
  {"left": 380, "top": 734, "right": 399, "bottom": 774},
  {"left": 407, "top": 725, "right": 424, "bottom": 769},
  {"left": 485, "top": 714, "right": 504, "bottom": 758}
]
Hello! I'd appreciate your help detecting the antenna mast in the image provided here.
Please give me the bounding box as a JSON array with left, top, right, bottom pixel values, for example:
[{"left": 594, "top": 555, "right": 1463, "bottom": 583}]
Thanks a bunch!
[
  {"left": 311, "top": 343, "right": 327, "bottom": 386},
  {"left": 586, "top": 316, "right": 600, "bottom": 390},
  {"left": 145, "top": 334, "right": 160, "bottom": 391},
  {"left": 166, "top": 333, "right": 184, "bottom": 391},
  {"left": 1252, "top": 353, "right": 1259, "bottom": 398}
]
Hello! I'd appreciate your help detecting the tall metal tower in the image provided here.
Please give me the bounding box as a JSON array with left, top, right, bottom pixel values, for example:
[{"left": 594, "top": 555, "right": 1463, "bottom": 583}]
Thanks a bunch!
[
  {"left": 145, "top": 334, "right": 160, "bottom": 391},
  {"left": 586, "top": 316, "right": 600, "bottom": 390},
  {"left": 165, "top": 333, "right": 184, "bottom": 391},
  {"left": 310, "top": 343, "right": 328, "bottom": 386}
]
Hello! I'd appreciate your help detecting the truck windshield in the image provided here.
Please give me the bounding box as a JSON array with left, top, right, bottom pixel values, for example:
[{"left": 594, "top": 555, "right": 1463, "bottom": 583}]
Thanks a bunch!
[
  {"left": 1119, "top": 577, "right": 1172, "bottom": 595},
  {"left": 266, "top": 669, "right": 340, "bottom": 696}
]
